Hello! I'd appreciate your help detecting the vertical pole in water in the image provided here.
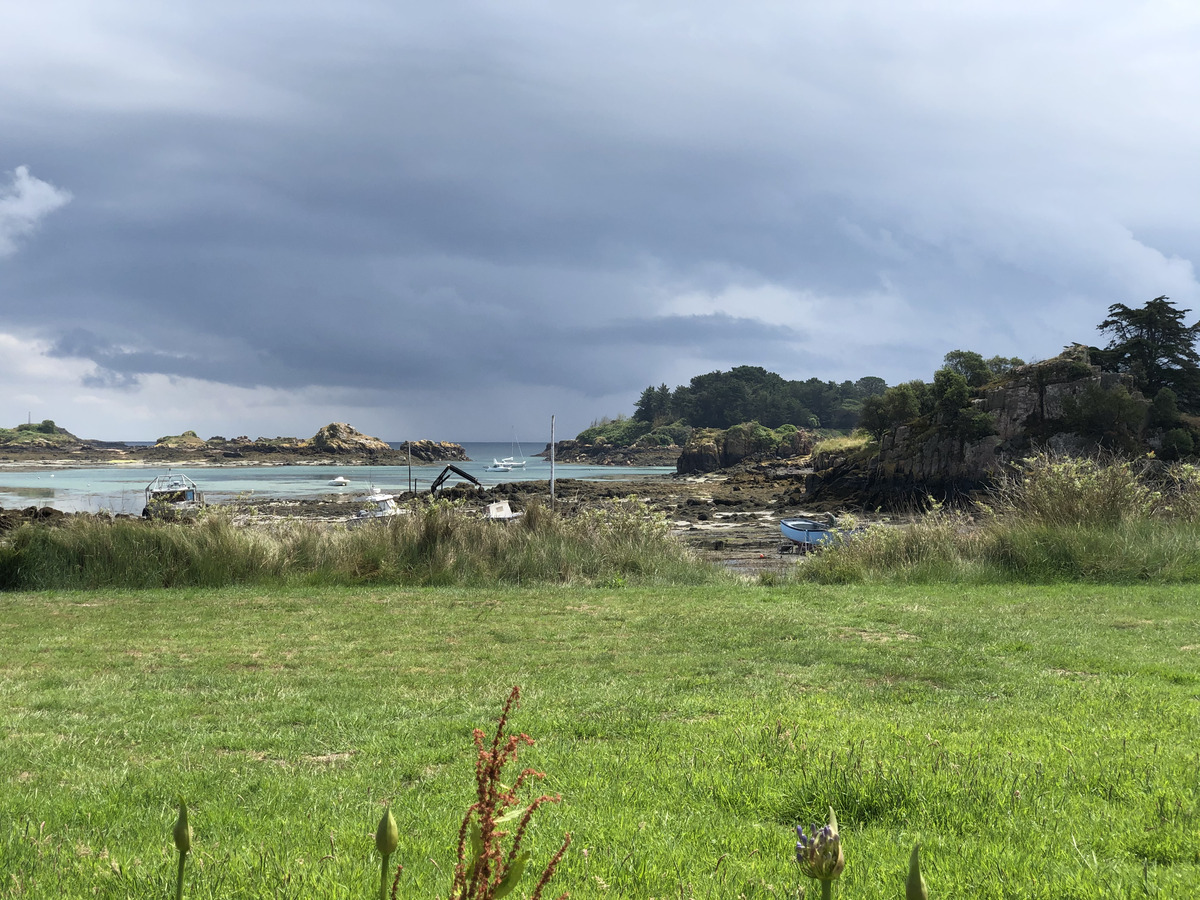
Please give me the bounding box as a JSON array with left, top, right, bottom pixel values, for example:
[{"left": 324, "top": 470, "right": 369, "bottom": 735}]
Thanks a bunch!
[
  {"left": 407, "top": 440, "right": 412, "bottom": 494},
  {"left": 549, "top": 415, "right": 556, "bottom": 510}
]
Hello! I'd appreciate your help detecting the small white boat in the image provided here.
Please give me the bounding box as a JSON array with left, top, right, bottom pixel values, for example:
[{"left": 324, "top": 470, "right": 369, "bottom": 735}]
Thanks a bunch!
[
  {"left": 484, "top": 500, "right": 522, "bottom": 521},
  {"left": 485, "top": 460, "right": 513, "bottom": 472},
  {"left": 328, "top": 476, "right": 351, "bottom": 487},
  {"left": 502, "top": 432, "right": 528, "bottom": 468},
  {"left": 348, "top": 490, "right": 403, "bottom": 527}
]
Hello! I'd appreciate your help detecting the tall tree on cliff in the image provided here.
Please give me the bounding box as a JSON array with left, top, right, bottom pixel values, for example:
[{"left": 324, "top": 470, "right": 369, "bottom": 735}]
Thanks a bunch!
[{"left": 1095, "top": 296, "right": 1200, "bottom": 412}]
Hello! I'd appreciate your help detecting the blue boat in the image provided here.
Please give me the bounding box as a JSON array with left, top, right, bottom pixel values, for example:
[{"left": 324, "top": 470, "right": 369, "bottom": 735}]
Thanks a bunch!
[{"left": 779, "top": 517, "right": 835, "bottom": 549}]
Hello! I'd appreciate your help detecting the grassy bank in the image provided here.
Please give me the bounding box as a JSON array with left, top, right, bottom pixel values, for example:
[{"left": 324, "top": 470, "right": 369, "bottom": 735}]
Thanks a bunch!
[
  {"left": 804, "top": 454, "right": 1200, "bottom": 584},
  {"left": 0, "top": 498, "right": 713, "bottom": 590},
  {"left": 2, "top": 583, "right": 1198, "bottom": 898}
]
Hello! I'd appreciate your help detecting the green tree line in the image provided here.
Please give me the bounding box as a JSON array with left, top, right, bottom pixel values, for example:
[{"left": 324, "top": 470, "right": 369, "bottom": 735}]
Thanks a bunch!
[
  {"left": 856, "top": 296, "right": 1200, "bottom": 460},
  {"left": 633, "top": 366, "right": 888, "bottom": 431}
]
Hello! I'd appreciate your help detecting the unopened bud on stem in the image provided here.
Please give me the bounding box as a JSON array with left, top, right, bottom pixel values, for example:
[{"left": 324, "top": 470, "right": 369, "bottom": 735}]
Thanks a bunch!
[
  {"left": 906, "top": 843, "right": 928, "bottom": 900},
  {"left": 173, "top": 801, "right": 191, "bottom": 855},
  {"left": 376, "top": 807, "right": 399, "bottom": 858}
]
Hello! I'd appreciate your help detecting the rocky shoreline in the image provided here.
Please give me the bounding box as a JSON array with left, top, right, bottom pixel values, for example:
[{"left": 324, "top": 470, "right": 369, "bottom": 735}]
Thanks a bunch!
[
  {"left": 0, "top": 422, "right": 469, "bottom": 469},
  {"left": 0, "top": 460, "right": 857, "bottom": 575}
]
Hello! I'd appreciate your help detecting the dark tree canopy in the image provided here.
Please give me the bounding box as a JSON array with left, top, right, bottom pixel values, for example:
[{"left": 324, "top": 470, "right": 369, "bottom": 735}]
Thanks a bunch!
[
  {"left": 942, "top": 350, "right": 991, "bottom": 388},
  {"left": 1096, "top": 296, "right": 1200, "bottom": 411},
  {"left": 631, "top": 366, "right": 889, "bottom": 431},
  {"left": 942, "top": 350, "right": 1026, "bottom": 387}
]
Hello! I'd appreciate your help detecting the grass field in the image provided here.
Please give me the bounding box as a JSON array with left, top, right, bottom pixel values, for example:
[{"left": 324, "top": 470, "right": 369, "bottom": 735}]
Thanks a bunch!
[{"left": 2, "top": 582, "right": 1198, "bottom": 899}]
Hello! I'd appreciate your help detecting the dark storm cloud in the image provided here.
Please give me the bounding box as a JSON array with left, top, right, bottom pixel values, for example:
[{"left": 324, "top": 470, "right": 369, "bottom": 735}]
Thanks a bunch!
[{"left": 2, "top": 2, "right": 1198, "bottom": 438}]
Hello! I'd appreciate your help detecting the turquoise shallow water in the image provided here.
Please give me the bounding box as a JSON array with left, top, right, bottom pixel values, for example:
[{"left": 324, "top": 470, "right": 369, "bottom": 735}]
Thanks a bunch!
[{"left": 0, "top": 442, "right": 674, "bottom": 514}]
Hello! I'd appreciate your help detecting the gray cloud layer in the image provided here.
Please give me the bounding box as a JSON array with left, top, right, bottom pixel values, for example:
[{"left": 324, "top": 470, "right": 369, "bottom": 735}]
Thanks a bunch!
[{"left": 2, "top": 2, "right": 1198, "bottom": 438}]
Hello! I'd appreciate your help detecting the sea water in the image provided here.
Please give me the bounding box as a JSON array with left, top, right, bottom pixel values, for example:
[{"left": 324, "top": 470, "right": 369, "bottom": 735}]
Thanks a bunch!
[{"left": 0, "top": 442, "right": 674, "bottom": 514}]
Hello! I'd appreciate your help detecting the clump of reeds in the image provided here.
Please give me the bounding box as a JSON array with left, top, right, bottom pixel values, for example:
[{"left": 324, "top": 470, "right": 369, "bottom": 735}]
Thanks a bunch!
[
  {"left": 800, "top": 451, "right": 1200, "bottom": 583},
  {"left": 978, "top": 451, "right": 1160, "bottom": 527},
  {"left": 0, "top": 497, "right": 712, "bottom": 590}
]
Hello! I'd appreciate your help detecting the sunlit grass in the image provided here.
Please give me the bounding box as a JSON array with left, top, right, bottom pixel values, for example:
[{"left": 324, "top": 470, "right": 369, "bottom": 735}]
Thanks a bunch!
[
  {"left": 810, "top": 431, "right": 875, "bottom": 459},
  {"left": 2, "top": 582, "right": 1198, "bottom": 898}
]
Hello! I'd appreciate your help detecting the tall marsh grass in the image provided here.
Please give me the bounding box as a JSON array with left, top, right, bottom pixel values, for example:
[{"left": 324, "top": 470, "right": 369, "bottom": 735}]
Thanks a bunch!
[
  {"left": 0, "top": 498, "right": 712, "bottom": 590},
  {"left": 803, "top": 451, "right": 1200, "bottom": 583}
]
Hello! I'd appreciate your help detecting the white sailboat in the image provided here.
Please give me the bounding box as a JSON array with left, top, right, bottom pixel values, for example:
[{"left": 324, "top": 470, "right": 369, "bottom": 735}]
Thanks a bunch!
[{"left": 500, "top": 432, "right": 527, "bottom": 468}]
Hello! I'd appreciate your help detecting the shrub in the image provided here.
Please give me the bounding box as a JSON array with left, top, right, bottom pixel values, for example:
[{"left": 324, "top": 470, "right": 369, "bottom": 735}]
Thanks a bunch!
[
  {"left": 1148, "top": 387, "right": 1183, "bottom": 429},
  {"left": 1161, "top": 427, "right": 1194, "bottom": 461},
  {"left": 983, "top": 452, "right": 1159, "bottom": 527},
  {"left": 932, "top": 368, "right": 971, "bottom": 416},
  {"left": 1062, "top": 383, "right": 1148, "bottom": 450},
  {"left": 574, "top": 416, "right": 652, "bottom": 447}
]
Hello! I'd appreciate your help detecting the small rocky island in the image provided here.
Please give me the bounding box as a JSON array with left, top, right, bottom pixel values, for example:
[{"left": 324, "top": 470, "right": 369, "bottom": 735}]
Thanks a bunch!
[{"left": 0, "top": 421, "right": 468, "bottom": 466}]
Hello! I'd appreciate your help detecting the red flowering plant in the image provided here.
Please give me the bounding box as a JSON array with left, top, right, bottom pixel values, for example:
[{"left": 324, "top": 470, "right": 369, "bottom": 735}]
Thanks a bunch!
[{"left": 447, "top": 686, "right": 571, "bottom": 900}]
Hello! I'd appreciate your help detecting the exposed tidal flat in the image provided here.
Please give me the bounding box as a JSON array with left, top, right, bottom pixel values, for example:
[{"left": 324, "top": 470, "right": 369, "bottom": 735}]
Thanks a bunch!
[
  {"left": 0, "top": 442, "right": 678, "bottom": 515},
  {"left": 2, "top": 583, "right": 1197, "bottom": 898}
]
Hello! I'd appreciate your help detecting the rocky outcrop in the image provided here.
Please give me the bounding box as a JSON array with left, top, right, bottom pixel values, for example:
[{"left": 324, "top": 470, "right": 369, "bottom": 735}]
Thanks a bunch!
[
  {"left": 395, "top": 440, "right": 470, "bottom": 463},
  {"left": 545, "top": 440, "right": 681, "bottom": 466},
  {"left": 154, "top": 430, "right": 208, "bottom": 449},
  {"left": 0, "top": 505, "right": 69, "bottom": 533},
  {"left": 4, "top": 422, "right": 468, "bottom": 465},
  {"left": 802, "top": 345, "right": 1142, "bottom": 508},
  {"left": 311, "top": 422, "right": 391, "bottom": 453},
  {"left": 976, "top": 345, "right": 1126, "bottom": 442},
  {"left": 676, "top": 424, "right": 815, "bottom": 475}
]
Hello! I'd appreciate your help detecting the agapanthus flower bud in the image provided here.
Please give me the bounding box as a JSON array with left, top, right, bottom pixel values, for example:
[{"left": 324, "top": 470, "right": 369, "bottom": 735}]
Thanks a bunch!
[
  {"left": 906, "top": 843, "right": 928, "bottom": 900},
  {"left": 375, "top": 807, "right": 399, "bottom": 858},
  {"left": 173, "top": 801, "right": 191, "bottom": 855},
  {"left": 795, "top": 807, "right": 844, "bottom": 882}
]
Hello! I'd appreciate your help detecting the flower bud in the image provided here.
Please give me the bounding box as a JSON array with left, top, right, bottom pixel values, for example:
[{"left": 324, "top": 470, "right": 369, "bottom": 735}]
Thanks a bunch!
[
  {"left": 173, "top": 801, "right": 191, "bottom": 855},
  {"left": 795, "top": 807, "right": 844, "bottom": 882},
  {"left": 906, "top": 844, "right": 927, "bottom": 900},
  {"left": 375, "top": 807, "right": 399, "bottom": 858}
]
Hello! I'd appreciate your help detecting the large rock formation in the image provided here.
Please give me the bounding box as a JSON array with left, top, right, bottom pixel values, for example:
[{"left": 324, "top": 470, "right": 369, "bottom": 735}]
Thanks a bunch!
[
  {"left": 395, "top": 440, "right": 470, "bottom": 463},
  {"left": 311, "top": 422, "right": 391, "bottom": 453},
  {"left": 154, "top": 430, "right": 208, "bottom": 450},
  {"left": 802, "top": 345, "right": 1144, "bottom": 508}
]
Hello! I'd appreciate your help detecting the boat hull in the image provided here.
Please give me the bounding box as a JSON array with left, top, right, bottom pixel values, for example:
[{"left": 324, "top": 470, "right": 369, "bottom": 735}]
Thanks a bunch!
[{"left": 780, "top": 518, "right": 834, "bottom": 548}]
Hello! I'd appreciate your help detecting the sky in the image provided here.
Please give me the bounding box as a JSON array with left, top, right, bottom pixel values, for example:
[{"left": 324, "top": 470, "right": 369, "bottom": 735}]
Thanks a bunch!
[{"left": 2, "top": 2, "right": 1199, "bottom": 442}]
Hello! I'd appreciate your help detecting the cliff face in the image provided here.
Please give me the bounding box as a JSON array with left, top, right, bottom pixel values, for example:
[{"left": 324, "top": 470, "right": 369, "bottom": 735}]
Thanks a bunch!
[{"left": 804, "top": 346, "right": 1140, "bottom": 507}]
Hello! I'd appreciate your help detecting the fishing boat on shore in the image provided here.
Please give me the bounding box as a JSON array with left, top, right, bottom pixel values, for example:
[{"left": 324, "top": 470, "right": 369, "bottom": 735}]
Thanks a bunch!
[
  {"left": 143, "top": 473, "right": 205, "bottom": 519},
  {"left": 347, "top": 489, "right": 403, "bottom": 527},
  {"left": 779, "top": 517, "right": 835, "bottom": 551}
]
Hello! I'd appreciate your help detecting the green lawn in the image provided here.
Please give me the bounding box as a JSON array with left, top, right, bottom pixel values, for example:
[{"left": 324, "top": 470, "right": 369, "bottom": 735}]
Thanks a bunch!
[{"left": 2, "top": 583, "right": 1198, "bottom": 898}]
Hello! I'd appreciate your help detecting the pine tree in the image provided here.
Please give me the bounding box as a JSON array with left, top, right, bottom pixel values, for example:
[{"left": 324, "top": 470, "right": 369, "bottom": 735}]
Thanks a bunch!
[{"left": 1097, "top": 296, "right": 1200, "bottom": 412}]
